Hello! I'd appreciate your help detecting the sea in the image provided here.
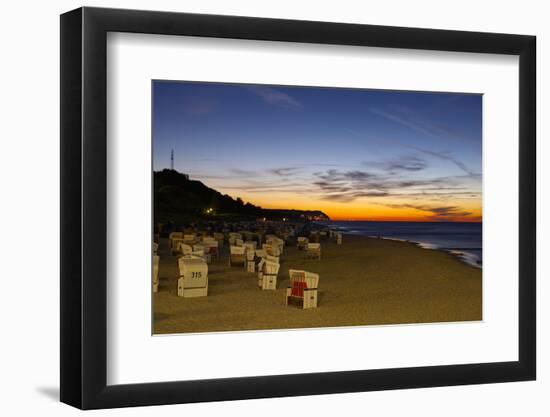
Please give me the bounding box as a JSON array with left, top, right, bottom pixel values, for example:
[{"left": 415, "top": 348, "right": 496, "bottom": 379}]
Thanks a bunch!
[{"left": 318, "top": 221, "right": 482, "bottom": 268}]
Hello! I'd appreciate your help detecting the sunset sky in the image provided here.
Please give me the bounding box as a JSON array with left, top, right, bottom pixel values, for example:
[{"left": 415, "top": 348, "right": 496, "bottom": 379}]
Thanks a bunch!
[{"left": 153, "top": 81, "right": 482, "bottom": 222}]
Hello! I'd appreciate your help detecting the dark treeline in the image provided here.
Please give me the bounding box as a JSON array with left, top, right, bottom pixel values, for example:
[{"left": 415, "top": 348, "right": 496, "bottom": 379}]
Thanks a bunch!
[{"left": 154, "top": 169, "right": 330, "bottom": 225}]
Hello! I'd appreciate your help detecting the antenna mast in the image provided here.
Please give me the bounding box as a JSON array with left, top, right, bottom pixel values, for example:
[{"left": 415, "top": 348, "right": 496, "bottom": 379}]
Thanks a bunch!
[{"left": 170, "top": 149, "right": 174, "bottom": 170}]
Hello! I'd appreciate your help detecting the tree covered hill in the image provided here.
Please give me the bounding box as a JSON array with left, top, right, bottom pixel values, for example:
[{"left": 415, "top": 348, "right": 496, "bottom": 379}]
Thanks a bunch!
[{"left": 154, "top": 169, "right": 330, "bottom": 225}]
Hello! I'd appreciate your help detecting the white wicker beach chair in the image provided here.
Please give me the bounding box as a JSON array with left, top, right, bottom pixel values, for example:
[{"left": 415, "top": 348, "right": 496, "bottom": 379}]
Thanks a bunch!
[
  {"left": 297, "top": 236, "right": 309, "bottom": 250},
  {"left": 228, "top": 233, "right": 242, "bottom": 246},
  {"left": 245, "top": 247, "right": 256, "bottom": 272},
  {"left": 306, "top": 243, "right": 321, "bottom": 260},
  {"left": 171, "top": 237, "right": 185, "bottom": 255},
  {"left": 213, "top": 232, "right": 225, "bottom": 248},
  {"left": 258, "top": 260, "right": 280, "bottom": 290},
  {"left": 244, "top": 241, "right": 257, "bottom": 252},
  {"left": 153, "top": 255, "right": 160, "bottom": 292},
  {"left": 229, "top": 245, "right": 246, "bottom": 267},
  {"left": 179, "top": 242, "right": 193, "bottom": 256},
  {"left": 285, "top": 269, "right": 320, "bottom": 309},
  {"left": 201, "top": 239, "right": 219, "bottom": 261},
  {"left": 177, "top": 256, "right": 208, "bottom": 297},
  {"left": 183, "top": 233, "right": 196, "bottom": 244}
]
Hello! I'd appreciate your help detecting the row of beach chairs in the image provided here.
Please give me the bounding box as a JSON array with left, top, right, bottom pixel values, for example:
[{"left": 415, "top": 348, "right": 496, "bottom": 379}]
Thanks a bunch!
[{"left": 159, "top": 228, "right": 341, "bottom": 307}]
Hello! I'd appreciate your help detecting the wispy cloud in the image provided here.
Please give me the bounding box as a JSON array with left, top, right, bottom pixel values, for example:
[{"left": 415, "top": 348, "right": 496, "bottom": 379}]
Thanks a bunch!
[
  {"left": 383, "top": 203, "right": 472, "bottom": 220},
  {"left": 363, "top": 155, "right": 428, "bottom": 174},
  {"left": 268, "top": 167, "right": 299, "bottom": 176},
  {"left": 404, "top": 145, "right": 479, "bottom": 177},
  {"left": 309, "top": 167, "right": 479, "bottom": 203},
  {"left": 247, "top": 86, "right": 303, "bottom": 109},
  {"left": 369, "top": 106, "right": 459, "bottom": 140},
  {"left": 346, "top": 128, "right": 479, "bottom": 178},
  {"left": 227, "top": 168, "right": 259, "bottom": 177}
]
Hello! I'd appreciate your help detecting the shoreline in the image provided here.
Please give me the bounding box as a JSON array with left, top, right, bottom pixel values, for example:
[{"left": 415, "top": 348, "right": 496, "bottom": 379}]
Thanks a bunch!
[
  {"left": 154, "top": 233, "right": 482, "bottom": 334},
  {"left": 368, "top": 236, "right": 482, "bottom": 269},
  {"left": 316, "top": 221, "right": 482, "bottom": 269}
]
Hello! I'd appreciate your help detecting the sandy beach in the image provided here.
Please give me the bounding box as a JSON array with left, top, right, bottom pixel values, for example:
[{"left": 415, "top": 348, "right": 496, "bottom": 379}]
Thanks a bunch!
[{"left": 153, "top": 234, "right": 481, "bottom": 334}]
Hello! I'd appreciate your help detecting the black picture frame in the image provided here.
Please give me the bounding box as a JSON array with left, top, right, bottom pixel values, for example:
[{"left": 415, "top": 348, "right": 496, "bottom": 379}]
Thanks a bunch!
[{"left": 60, "top": 6, "right": 536, "bottom": 410}]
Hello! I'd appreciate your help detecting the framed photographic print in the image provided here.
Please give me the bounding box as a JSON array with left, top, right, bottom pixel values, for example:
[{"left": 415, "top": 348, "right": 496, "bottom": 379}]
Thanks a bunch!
[{"left": 60, "top": 7, "right": 536, "bottom": 409}]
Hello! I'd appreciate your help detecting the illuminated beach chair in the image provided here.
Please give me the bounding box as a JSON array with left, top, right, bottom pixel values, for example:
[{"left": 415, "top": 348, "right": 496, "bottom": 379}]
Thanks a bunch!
[
  {"left": 336, "top": 232, "right": 343, "bottom": 245},
  {"left": 153, "top": 255, "right": 160, "bottom": 293},
  {"left": 306, "top": 243, "right": 321, "bottom": 260},
  {"left": 285, "top": 269, "right": 320, "bottom": 309},
  {"left": 177, "top": 256, "right": 208, "bottom": 298},
  {"left": 258, "top": 260, "right": 280, "bottom": 290},
  {"left": 229, "top": 245, "right": 246, "bottom": 267},
  {"left": 297, "top": 237, "right": 309, "bottom": 250}
]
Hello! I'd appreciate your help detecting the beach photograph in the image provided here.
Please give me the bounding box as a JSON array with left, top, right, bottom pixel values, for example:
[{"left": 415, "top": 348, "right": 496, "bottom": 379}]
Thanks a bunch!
[{"left": 152, "top": 81, "right": 482, "bottom": 335}]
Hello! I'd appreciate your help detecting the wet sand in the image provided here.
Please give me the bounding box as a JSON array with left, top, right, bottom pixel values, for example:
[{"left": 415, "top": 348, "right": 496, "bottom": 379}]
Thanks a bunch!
[{"left": 153, "top": 234, "right": 481, "bottom": 334}]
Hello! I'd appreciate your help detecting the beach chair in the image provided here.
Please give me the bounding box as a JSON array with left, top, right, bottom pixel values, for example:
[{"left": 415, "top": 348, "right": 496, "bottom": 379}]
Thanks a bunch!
[
  {"left": 192, "top": 249, "right": 206, "bottom": 261},
  {"left": 213, "top": 232, "right": 225, "bottom": 248},
  {"left": 258, "top": 260, "right": 280, "bottom": 290},
  {"left": 153, "top": 255, "right": 160, "bottom": 292},
  {"left": 179, "top": 242, "right": 193, "bottom": 256},
  {"left": 153, "top": 242, "right": 159, "bottom": 255},
  {"left": 265, "top": 254, "right": 280, "bottom": 264},
  {"left": 306, "top": 243, "right": 321, "bottom": 260},
  {"left": 244, "top": 241, "right": 257, "bottom": 252},
  {"left": 192, "top": 244, "right": 211, "bottom": 263},
  {"left": 177, "top": 256, "right": 208, "bottom": 298},
  {"left": 202, "top": 239, "right": 219, "bottom": 261},
  {"left": 297, "top": 237, "right": 309, "bottom": 250},
  {"left": 263, "top": 243, "right": 281, "bottom": 257},
  {"left": 245, "top": 247, "right": 256, "bottom": 272},
  {"left": 228, "top": 233, "right": 242, "bottom": 246},
  {"left": 336, "top": 232, "right": 343, "bottom": 245},
  {"left": 171, "top": 237, "right": 185, "bottom": 255},
  {"left": 229, "top": 245, "right": 246, "bottom": 267},
  {"left": 285, "top": 269, "right": 320, "bottom": 309},
  {"left": 183, "top": 233, "right": 197, "bottom": 244},
  {"left": 169, "top": 232, "right": 183, "bottom": 253},
  {"left": 267, "top": 237, "right": 284, "bottom": 254}
]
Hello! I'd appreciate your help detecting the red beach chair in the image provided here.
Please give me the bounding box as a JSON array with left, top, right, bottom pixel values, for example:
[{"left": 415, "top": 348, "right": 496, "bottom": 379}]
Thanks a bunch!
[{"left": 285, "top": 269, "right": 320, "bottom": 309}]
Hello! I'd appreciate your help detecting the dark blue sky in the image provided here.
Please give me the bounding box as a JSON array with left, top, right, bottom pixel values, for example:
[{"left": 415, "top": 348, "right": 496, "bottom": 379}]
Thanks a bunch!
[{"left": 153, "top": 81, "right": 482, "bottom": 221}]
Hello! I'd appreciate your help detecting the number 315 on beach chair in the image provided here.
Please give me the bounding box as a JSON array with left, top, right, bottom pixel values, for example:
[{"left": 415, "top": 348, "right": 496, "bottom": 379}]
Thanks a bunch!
[
  {"left": 285, "top": 269, "right": 320, "bottom": 309},
  {"left": 177, "top": 256, "right": 208, "bottom": 298}
]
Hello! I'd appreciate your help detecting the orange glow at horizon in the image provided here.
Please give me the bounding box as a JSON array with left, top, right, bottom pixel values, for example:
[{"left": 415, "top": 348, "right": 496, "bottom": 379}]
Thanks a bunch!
[{"left": 235, "top": 191, "right": 482, "bottom": 223}]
